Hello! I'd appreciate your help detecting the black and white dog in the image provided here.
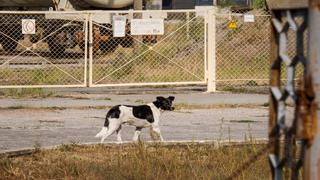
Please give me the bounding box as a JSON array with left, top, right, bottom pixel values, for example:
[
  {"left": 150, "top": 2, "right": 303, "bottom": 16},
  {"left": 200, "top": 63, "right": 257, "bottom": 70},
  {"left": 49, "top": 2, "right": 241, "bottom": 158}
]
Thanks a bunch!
[{"left": 95, "top": 96, "right": 175, "bottom": 143}]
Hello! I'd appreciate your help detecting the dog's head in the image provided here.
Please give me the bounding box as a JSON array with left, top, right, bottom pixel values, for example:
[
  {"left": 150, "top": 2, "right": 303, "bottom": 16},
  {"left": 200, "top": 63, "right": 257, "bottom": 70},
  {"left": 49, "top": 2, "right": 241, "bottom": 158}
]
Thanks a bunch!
[{"left": 155, "top": 96, "right": 175, "bottom": 111}]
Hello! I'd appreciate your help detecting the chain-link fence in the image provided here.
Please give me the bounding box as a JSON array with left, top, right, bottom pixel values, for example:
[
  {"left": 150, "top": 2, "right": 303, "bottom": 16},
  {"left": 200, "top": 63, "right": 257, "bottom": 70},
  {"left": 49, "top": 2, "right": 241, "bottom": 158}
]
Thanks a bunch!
[
  {"left": 215, "top": 9, "right": 305, "bottom": 91},
  {"left": 90, "top": 10, "right": 206, "bottom": 87},
  {"left": 0, "top": 8, "right": 305, "bottom": 90},
  {"left": 0, "top": 12, "right": 87, "bottom": 88},
  {"left": 0, "top": 10, "right": 206, "bottom": 88}
]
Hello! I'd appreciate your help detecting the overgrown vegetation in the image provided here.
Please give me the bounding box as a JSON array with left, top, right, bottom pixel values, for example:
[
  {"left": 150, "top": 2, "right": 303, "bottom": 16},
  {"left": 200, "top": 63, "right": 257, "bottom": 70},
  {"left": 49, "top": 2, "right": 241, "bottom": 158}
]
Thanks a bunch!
[
  {"left": 0, "top": 143, "right": 270, "bottom": 179},
  {"left": 217, "top": 0, "right": 266, "bottom": 9},
  {"left": 251, "top": 0, "right": 266, "bottom": 9},
  {"left": 0, "top": 67, "right": 84, "bottom": 86}
]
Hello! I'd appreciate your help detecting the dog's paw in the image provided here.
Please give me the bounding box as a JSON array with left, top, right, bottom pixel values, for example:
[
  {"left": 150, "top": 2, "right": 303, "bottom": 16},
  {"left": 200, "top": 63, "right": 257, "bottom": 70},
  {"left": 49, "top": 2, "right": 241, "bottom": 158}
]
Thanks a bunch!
[{"left": 116, "top": 141, "right": 123, "bottom": 144}]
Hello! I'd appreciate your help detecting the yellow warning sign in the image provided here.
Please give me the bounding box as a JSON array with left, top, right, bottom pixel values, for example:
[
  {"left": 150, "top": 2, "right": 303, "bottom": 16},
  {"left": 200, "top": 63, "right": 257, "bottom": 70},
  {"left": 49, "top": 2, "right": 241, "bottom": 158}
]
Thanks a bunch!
[{"left": 228, "top": 20, "right": 238, "bottom": 29}]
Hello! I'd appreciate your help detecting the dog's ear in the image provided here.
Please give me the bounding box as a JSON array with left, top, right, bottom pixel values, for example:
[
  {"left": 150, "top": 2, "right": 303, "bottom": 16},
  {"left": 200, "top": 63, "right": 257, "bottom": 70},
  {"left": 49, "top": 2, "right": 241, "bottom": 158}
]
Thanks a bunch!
[
  {"left": 157, "top": 96, "right": 165, "bottom": 101},
  {"left": 168, "top": 96, "right": 175, "bottom": 101}
]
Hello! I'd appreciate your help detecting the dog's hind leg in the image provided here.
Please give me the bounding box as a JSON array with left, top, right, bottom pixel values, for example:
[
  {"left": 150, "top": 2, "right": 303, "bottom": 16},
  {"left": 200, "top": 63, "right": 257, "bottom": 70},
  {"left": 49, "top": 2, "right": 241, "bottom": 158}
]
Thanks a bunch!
[
  {"left": 100, "top": 118, "right": 121, "bottom": 143},
  {"left": 95, "top": 127, "right": 108, "bottom": 138},
  {"left": 116, "top": 125, "right": 122, "bottom": 143}
]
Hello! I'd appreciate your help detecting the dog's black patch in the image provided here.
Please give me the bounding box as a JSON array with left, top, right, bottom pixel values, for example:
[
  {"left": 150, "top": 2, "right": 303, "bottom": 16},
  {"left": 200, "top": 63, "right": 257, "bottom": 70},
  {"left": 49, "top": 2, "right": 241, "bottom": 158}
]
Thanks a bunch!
[
  {"left": 104, "top": 117, "right": 109, "bottom": 127},
  {"left": 104, "top": 105, "right": 121, "bottom": 127},
  {"left": 136, "top": 127, "right": 143, "bottom": 131},
  {"left": 132, "top": 105, "right": 154, "bottom": 123},
  {"left": 153, "top": 96, "right": 175, "bottom": 111}
]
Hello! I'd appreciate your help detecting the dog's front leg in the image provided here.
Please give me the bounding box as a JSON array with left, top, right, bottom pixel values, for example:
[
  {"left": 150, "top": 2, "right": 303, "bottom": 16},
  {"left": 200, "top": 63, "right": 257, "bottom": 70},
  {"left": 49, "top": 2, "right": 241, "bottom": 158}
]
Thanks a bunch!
[
  {"left": 116, "top": 125, "right": 122, "bottom": 143},
  {"left": 132, "top": 127, "right": 142, "bottom": 142},
  {"left": 150, "top": 124, "right": 164, "bottom": 142}
]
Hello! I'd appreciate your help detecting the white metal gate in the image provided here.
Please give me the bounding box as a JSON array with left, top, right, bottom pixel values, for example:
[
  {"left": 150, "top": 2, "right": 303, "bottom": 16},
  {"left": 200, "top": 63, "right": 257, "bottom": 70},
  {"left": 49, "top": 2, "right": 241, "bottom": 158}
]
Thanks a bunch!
[
  {"left": 89, "top": 10, "right": 207, "bottom": 87},
  {"left": 0, "top": 10, "right": 207, "bottom": 88}
]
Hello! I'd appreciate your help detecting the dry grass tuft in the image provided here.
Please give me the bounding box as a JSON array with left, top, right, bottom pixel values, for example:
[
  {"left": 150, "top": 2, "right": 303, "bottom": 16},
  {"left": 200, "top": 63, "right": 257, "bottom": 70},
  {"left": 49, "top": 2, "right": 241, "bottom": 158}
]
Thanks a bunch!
[{"left": 0, "top": 143, "right": 270, "bottom": 180}]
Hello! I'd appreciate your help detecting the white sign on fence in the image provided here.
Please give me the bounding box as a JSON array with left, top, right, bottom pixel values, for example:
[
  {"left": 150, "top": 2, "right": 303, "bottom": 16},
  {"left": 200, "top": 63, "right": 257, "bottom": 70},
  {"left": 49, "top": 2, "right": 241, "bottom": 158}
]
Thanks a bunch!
[
  {"left": 113, "top": 15, "right": 126, "bottom": 37},
  {"left": 21, "top": 19, "right": 36, "bottom": 34},
  {"left": 244, "top": 14, "right": 255, "bottom": 22},
  {"left": 142, "top": 12, "right": 167, "bottom": 19},
  {"left": 130, "top": 19, "right": 164, "bottom": 35}
]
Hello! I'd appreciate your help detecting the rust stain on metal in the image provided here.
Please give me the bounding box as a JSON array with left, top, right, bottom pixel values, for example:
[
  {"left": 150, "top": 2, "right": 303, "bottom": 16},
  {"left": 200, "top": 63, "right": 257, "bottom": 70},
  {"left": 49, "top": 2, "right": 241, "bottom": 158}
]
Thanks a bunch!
[
  {"left": 297, "top": 75, "right": 317, "bottom": 145},
  {"left": 310, "top": 0, "right": 320, "bottom": 9}
]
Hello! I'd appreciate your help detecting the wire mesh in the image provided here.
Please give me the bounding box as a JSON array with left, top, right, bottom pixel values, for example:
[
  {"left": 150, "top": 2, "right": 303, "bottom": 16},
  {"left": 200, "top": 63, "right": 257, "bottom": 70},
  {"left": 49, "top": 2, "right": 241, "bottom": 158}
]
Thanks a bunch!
[
  {"left": 0, "top": 9, "right": 305, "bottom": 90},
  {"left": 90, "top": 11, "right": 205, "bottom": 86},
  {"left": 0, "top": 12, "right": 87, "bottom": 87},
  {"left": 215, "top": 9, "right": 305, "bottom": 91}
]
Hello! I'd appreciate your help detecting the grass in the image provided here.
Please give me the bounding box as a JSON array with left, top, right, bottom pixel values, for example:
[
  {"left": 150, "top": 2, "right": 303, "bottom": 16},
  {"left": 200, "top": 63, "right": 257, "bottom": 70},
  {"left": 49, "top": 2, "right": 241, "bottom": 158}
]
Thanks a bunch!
[
  {"left": 174, "top": 103, "right": 264, "bottom": 110},
  {"left": 0, "top": 88, "right": 55, "bottom": 98},
  {"left": 0, "top": 106, "right": 67, "bottom": 111},
  {"left": 0, "top": 67, "right": 85, "bottom": 86},
  {"left": 0, "top": 143, "right": 270, "bottom": 180},
  {"left": 0, "top": 89, "right": 101, "bottom": 99},
  {"left": 230, "top": 120, "right": 257, "bottom": 123}
]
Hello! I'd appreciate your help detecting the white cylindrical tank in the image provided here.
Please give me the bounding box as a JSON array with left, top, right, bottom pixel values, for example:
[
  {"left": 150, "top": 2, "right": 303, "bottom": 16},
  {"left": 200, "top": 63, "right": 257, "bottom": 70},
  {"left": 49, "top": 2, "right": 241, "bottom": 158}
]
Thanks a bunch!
[
  {"left": 0, "top": 0, "right": 53, "bottom": 6},
  {"left": 0, "top": 0, "right": 133, "bottom": 9},
  {"left": 83, "top": 0, "right": 133, "bottom": 9}
]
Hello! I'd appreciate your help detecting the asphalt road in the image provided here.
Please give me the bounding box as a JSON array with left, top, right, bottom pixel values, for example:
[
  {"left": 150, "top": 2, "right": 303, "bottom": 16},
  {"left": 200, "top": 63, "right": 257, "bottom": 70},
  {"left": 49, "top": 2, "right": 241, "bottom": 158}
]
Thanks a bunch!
[{"left": 0, "top": 92, "right": 277, "bottom": 152}]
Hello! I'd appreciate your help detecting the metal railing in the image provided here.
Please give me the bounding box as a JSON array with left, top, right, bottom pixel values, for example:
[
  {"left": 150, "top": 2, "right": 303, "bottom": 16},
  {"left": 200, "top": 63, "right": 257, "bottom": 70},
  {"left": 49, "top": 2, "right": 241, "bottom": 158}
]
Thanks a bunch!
[{"left": 267, "top": 0, "right": 320, "bottom": 179}]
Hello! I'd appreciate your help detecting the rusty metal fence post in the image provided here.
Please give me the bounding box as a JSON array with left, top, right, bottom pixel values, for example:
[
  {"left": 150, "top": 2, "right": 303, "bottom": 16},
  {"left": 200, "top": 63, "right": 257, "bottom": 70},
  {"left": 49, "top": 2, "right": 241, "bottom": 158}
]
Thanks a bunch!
[{"left": 304, "top": 0, "right": 320, "bottom": 179}]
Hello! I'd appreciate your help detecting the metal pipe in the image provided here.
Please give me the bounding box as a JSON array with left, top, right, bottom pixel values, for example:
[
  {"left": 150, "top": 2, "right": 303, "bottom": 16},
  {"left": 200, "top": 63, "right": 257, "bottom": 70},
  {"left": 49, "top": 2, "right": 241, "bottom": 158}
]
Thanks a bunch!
[{"left": 0, "top": 0, "right": 133, "bottom": 9}]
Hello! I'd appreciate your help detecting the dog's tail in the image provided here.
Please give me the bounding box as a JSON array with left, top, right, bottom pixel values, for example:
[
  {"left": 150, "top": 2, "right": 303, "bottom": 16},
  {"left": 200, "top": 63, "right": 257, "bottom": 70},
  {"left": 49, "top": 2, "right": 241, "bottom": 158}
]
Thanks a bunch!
[
  {"left": 95, "top": 127, "right": 108, "bottom": 138},
  {"left": 95, "top": 116, "right": 109, "bottom": 138}
]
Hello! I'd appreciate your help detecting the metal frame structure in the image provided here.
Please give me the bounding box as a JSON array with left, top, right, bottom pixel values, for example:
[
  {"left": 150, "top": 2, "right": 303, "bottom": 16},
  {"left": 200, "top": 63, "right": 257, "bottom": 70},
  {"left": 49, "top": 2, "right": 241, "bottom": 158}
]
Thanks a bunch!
[
  {"left": 304, "top": 0, "right": 320, "bottom": 179},
  {"left": 0, "top": 8, "right": 304, "bottom": 91},
  {"left": 268, "top": 0, "right": 319, "bottom": 179}
]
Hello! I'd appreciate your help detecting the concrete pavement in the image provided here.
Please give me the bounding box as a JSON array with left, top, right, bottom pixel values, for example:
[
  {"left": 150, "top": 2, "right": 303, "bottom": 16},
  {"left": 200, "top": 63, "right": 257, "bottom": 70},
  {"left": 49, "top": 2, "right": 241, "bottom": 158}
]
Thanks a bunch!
[{"left": 0, "top": 92, "right": 271, "bottom": 153}]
